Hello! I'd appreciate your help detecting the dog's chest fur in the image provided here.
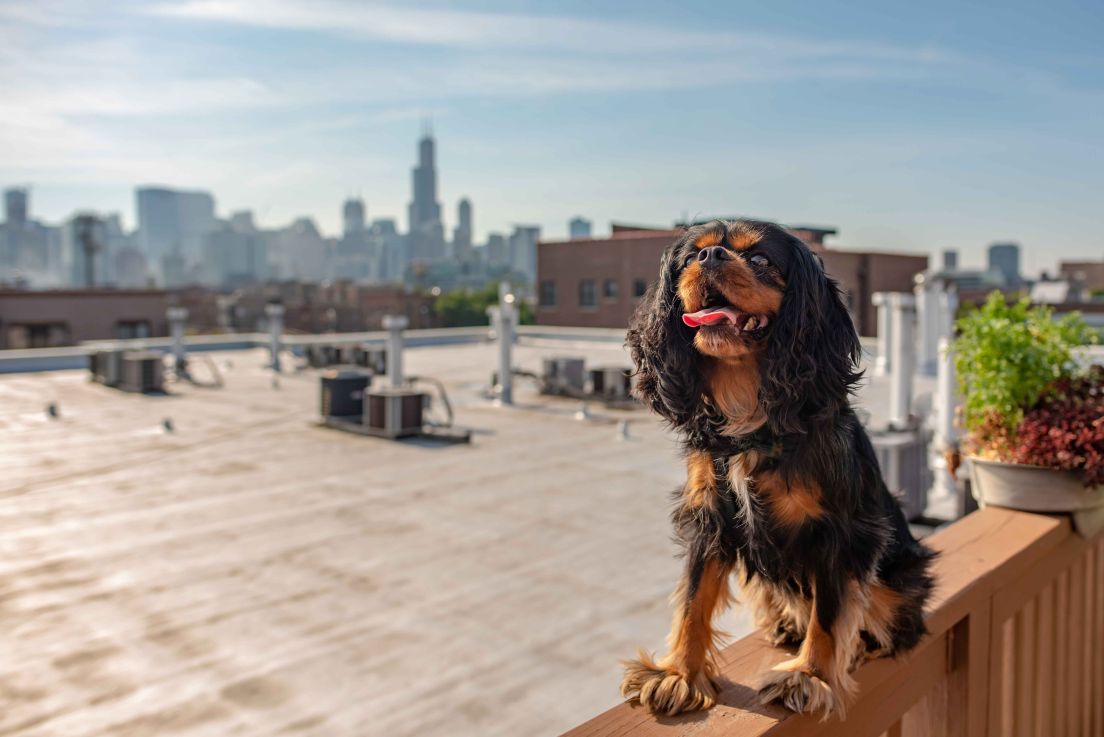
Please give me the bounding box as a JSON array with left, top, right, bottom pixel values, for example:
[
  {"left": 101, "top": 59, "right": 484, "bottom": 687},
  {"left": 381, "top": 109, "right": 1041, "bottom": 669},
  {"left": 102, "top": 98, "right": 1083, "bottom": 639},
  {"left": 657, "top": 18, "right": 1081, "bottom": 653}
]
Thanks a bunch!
[{"left": 706, "top": 451, "right": 813, "bottom": 585}]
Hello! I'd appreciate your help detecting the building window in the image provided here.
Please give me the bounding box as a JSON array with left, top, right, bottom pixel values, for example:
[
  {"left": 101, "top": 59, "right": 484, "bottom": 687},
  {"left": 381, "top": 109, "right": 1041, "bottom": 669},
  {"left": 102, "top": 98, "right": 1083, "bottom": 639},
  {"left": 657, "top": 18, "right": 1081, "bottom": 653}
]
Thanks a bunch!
[
  {"left": 603, "top": 279, "right": 618, "bottom": 301},
  {"left": 116, "top": 320, "right": 151, "bottom": 340},
  {"left": 5, "top": 322, "right": 71, "bottom": 349},
  {"left": 539, "top": 280, "right": 557, "bottom": 308},
  {"left": 633, "top": 279, "right": 648, "bottom": 298},
  {"left": 579, "top": 279, "right": 597, "bottom": 308}
]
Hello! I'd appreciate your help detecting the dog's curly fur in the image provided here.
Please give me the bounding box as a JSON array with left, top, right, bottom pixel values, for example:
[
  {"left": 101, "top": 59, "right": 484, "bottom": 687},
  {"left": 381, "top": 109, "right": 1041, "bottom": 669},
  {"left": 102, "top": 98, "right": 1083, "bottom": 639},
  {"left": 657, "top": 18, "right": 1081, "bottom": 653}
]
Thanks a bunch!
[{"left": 621, "top": 219, "right": 935, "bottom": 721}]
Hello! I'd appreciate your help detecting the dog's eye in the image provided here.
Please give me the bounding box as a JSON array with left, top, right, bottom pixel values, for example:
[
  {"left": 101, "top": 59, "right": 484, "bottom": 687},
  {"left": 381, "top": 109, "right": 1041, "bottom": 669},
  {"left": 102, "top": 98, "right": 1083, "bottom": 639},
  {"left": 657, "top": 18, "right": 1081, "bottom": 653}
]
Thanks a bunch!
[
  {"left": 684, "top": 254, "right": 697, "bottom": 267},
  {"left": 748, "top": 254, "right": 770, "bottom": 268}
]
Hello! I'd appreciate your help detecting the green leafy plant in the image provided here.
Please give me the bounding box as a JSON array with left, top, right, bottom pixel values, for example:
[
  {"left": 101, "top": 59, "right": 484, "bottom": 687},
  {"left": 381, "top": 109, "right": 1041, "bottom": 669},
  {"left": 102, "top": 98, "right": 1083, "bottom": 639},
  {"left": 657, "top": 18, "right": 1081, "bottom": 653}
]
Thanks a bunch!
[
  {"left": 954, "top": 291, "right": 1095, "bottom": 456},
  {"left": 433, "top": 284, "right": 534, "bottom": 328}
]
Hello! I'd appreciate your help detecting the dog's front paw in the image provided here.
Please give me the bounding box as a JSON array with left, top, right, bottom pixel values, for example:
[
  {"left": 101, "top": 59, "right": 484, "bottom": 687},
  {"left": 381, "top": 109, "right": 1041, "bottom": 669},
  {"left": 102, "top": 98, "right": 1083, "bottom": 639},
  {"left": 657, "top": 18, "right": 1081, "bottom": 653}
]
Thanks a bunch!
[
  {"left": 757, "top": 664, "right": 840, "bottom": 721},
  {"left": 621, "top": 651, "right": 717, "bottom": 716}
]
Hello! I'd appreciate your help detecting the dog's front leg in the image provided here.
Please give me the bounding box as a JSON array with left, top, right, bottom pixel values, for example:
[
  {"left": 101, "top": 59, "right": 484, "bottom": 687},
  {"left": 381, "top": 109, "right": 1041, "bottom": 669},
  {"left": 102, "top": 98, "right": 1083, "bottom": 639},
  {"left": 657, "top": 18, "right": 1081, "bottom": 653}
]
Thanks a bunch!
[
  {"left": 757, "top": 571, "right": 863, "bottom": 721},
  {"left": 621, "top": 553, "right": 733, "bottom": 716}
]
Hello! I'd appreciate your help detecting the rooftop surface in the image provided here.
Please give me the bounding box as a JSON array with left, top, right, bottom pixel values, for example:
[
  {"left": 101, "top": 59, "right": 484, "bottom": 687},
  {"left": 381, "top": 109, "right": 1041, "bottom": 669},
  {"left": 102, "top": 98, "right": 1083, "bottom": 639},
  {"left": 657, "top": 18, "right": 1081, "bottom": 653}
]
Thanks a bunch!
[{"left": 0, "top": 339, "right": 927, "bottom": 737}]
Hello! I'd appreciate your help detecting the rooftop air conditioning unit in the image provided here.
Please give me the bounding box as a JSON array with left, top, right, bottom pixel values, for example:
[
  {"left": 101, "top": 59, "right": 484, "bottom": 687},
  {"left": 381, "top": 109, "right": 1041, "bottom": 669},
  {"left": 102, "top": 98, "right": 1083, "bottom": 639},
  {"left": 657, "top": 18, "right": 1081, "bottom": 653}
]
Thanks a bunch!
[
  {"left": 320, "top": 370, "right": 371, "bottom": 419},
  {"left": 589, "top": 366, "right": 633, "bottom": 401},
  {"left": 89, "top": 350, "right": 124, "bottom": 386},
  {"left": 364, "top": 388, "right": 426, "bottom": 438},
  {"left": 541, "top": 357, "right": 585, "bottom": 396},
  {"left": 119, "top": 351, "right": 164, "bottom": 393}
]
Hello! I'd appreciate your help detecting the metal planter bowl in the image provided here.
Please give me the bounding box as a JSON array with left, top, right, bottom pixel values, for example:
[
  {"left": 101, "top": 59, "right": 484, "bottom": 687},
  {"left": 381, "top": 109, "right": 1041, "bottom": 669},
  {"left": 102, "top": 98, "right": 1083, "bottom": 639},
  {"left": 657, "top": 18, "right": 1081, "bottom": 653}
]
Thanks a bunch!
[{"left": 968, "top": 456, "right": 1104, "bottom": 538}]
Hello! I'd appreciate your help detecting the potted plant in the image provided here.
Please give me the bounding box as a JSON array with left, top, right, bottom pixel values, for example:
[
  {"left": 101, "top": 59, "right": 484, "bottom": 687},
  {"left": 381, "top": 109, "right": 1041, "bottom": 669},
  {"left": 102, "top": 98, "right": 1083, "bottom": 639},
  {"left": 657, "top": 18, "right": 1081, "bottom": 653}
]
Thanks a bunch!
[{"left": 954, "top": 292, "right": 1104, "bottom": 537}]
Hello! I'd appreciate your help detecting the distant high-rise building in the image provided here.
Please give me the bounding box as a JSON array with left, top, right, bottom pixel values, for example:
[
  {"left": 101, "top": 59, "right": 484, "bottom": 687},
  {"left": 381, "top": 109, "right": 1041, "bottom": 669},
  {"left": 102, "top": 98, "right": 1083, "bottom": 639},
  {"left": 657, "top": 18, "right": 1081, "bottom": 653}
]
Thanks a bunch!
[
  {"left": 987, "top": 242, "right": 1021, "bottom": 286},
  {"left": 369, "top": 218, "right": 407, "bottom": 282},
  {"left": 452, "top": 198, "right": 473, "bottom": 261},
  {"left": 135, "top": 186, "right": 216, "bottom": 282},
  {"left": 229, "top": 210, "right": 256, "bottom": 232},
  {"left": 942, "top": 250, "right": 959, "bottom": 271},
  {"left": 4, "top": 188, "right": 28, "bottom": 228},
  {"left": 407, "top": 129, "right": 445, "bottom": 261},
  {"left": 343, "top": 197, "right": 366, "bottom": 237},
  {"left": 508, "top": 225, "right": 541, "bottom": 282},
  {"left": 486, "top": 233, "right": 508, "bottom": 269},
  {"left": 568, "top": 216, "right": 592, "bottom": 240},
  {"left": 1, "top": 187, "right": 59, "bottom": 282},
  {"left": 204, "top": 223, "right": 267, "bottom": 287},
  {"left": 61, "top": 213, "right": 110, "bottom": 287}
]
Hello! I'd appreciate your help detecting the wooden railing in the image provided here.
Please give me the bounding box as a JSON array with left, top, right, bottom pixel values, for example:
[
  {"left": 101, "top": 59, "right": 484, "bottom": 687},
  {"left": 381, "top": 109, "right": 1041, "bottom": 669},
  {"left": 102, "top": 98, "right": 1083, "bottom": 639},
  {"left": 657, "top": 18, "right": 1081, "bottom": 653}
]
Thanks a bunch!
[{"left": 563, "top": 507, "right": 1104, "bottom": 737}]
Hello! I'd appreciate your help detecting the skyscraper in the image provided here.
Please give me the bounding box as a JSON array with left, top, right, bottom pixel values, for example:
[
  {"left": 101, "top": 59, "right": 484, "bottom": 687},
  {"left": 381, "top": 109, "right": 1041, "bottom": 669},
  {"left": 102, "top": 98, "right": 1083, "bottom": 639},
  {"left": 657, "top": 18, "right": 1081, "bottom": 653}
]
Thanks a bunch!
[
  {"left": 4, "top": 188, "right": 28, "bottom": 228},
  {"left": 452, "top": 198, "right": 473, "bottom": 262},
  {"left": 407, "top": 129, "right": 445, "bottom": 261},
  {"left": 135, "top": 186, "right": 216, "bottom": 282},
  {"left": 569, "top": 216, "right": 592, "bottom": 240},
  {"left": 508, "top": 225, "right": 541, "bottom": 282},
  {"left": 987, "top": 242, "right": 1021, "bottom": 286},
  {"left": 343, "top": 197, "right": 366, "bottom": 237}
]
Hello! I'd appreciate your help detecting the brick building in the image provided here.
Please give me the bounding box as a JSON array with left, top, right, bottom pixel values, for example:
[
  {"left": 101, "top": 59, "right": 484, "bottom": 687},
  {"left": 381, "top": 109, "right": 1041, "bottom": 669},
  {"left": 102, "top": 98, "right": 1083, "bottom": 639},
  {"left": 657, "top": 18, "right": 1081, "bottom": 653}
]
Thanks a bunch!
[
  {"left": 0, "top": 289, "right": 169, "bottom": 349},
  {"left": 535, "top": 224, "right": 927, "bottom": 337},
  {"left": 1059, "top": 260, "right": 1104, "bottom": 292},
  {"left": 175, "top": 281, "right": 440, "bottom": 334}
]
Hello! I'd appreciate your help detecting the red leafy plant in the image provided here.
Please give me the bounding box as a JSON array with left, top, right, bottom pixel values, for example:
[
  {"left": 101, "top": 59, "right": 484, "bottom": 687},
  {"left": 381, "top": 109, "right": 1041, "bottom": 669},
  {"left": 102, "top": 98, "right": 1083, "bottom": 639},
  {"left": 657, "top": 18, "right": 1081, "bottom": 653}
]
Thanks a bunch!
[{"left": 1012, "top": 366, "right": 1104, "bottom": 487}]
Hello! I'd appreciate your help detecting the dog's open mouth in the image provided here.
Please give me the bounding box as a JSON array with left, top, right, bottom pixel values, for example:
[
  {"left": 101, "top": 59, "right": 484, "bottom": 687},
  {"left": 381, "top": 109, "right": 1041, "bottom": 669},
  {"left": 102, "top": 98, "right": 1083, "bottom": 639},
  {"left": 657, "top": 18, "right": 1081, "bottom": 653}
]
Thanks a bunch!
[{"left": 682, "top": 289, "right": 770, "bottom": 335}]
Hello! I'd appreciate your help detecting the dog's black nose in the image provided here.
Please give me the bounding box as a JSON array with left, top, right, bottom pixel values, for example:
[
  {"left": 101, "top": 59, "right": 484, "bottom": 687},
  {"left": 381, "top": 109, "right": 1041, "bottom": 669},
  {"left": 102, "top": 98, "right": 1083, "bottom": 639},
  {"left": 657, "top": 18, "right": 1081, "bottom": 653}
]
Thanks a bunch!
[{"left": 697, "top": 246, "right": 732, "bottom": 269}]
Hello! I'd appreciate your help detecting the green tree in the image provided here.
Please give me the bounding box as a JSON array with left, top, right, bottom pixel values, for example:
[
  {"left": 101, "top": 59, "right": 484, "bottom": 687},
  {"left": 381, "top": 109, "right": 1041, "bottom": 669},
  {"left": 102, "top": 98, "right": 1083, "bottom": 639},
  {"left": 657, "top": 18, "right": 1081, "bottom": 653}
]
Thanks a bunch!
[{"left": 433, "top": 284, "right": 534, "bottom": 327}]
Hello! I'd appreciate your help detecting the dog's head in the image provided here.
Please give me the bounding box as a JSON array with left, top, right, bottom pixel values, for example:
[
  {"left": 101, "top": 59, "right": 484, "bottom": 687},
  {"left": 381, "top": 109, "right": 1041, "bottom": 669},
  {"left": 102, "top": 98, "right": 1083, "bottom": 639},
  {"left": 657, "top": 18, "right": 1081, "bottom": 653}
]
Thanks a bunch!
[{"left": 627, "top": 219, "right": 861, "bottom": 436}]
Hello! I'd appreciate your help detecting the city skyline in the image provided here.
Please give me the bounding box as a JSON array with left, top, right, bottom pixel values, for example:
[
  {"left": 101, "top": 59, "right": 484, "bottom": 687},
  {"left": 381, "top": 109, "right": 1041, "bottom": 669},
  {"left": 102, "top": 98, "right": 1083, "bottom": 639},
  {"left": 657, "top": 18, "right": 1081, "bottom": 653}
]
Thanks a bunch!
[{"left": 2, "top": 1, "right": 1102, "bottom": 275}]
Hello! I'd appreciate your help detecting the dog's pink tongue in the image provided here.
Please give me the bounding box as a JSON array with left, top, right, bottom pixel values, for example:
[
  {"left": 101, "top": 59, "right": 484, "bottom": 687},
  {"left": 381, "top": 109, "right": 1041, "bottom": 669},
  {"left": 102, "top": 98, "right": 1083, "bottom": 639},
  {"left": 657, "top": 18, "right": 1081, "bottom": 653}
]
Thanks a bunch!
[{"left": 682, "top": 307, "right": 739, "bottom": 328}]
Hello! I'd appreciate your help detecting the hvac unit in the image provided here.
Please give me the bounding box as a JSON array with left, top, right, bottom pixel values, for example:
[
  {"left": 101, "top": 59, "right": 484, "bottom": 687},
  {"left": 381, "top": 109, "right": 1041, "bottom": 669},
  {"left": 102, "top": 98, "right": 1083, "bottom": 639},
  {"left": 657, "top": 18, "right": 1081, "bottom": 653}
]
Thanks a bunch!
[
  {"left": 344, "top": 346, "right": 386, "bottom": 373},
  {"left": 89, "top": 350, "right": 124, "bottom": 386},
  {"left": 870, "top": 428, "right": 932, "bottom": 521},
  {"left": 119, "top": 351, "right": 164, "bottom": 393},
  {"left": 589, "top": 366, "right": 633, "bottom": 401},
  {"left": 541, "top": 357, "right": 586, "bottom": 396},
  {"left": 320, "top": 370, "right": 371, "bottom": 419},
  {"left": 364, "top": 389, "right": 427, "bottom": 438}
]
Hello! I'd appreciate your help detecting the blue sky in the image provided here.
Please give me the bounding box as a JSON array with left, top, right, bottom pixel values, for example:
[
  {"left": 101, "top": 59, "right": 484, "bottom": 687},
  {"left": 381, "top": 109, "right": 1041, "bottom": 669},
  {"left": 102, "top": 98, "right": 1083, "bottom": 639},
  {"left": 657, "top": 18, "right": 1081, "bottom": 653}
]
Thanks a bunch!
[{"left": 1, "top": 0, "right": 1102, "bottom": 274}]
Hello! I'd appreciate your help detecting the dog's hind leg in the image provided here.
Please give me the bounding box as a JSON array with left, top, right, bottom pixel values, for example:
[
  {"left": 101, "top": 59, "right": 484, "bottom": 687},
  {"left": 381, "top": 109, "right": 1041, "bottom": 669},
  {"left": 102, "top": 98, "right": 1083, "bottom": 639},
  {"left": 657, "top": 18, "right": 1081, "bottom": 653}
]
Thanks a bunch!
[
  {"left": 621, "top": 556, "right": 734, "bottom": 716},
  {"left": 757, "top": 575, "right": 864, "bottom": 721},
  {"left": 741, "top": 574, "right": 810, "bottom": 648}
]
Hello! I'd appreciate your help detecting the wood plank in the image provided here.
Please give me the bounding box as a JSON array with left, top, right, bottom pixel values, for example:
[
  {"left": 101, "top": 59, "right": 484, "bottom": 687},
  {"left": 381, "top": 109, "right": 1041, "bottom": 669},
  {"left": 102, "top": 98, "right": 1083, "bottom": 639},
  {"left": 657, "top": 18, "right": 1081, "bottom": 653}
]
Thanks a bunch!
[
  {"left": 1055, "top": 569, "right": 1070, "bottom": 737},
  {"left": 941, "top": 615, "right": 974, "bottom": 737},
  {"left": 899, "top": 675, "right": 946, "bottom": 737},
  {"left": 964, "top": 602, "right": 993, "bottom": 737},
  {"left": 993, "top": 535, "right": 1090, "bottom": 625},
  {"left": 998, "top": 617, "right": 1014, "bottom": 737},
  {"left": 1067, "top": 557, "right": 1085, "bottom": 737},
  {"left": 1015, "top": 601, "right": 1036, "bottom": 737},
  {"left": 1081, "top": 549, "right": 1094, "bottom": 737},
  {"left": 1033, "top": 583, "right": 1054, "bottom": 737},
  {"left": 1094, "top": 540, "right": 1104, "bottom": 737}
]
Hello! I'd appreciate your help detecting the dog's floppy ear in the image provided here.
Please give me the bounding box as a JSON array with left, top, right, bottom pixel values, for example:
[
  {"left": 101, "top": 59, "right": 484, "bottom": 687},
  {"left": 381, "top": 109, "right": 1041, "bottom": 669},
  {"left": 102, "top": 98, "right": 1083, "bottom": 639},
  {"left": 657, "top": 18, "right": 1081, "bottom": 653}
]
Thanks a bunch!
[
  {"left": 627, "top": 241, "right": 704, "bottom": 426},
  {"left": 759, "top": 240, "right": 862, "bottom": 435}
]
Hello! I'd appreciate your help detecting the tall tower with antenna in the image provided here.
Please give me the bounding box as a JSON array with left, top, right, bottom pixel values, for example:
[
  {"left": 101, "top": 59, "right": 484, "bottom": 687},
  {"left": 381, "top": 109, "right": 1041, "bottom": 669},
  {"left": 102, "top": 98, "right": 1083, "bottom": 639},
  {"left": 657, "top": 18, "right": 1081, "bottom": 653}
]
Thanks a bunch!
[{"left": 407, "top": 120, "right": 444, "bottom": 261}]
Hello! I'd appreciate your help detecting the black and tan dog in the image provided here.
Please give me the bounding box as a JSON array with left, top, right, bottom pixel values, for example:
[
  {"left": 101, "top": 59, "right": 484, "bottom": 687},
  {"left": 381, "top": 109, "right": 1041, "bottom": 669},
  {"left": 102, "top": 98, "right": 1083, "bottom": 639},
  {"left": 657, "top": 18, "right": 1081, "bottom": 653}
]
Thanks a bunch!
[{"left": 621, "top": 219, "right": 934, "bottom": 720}]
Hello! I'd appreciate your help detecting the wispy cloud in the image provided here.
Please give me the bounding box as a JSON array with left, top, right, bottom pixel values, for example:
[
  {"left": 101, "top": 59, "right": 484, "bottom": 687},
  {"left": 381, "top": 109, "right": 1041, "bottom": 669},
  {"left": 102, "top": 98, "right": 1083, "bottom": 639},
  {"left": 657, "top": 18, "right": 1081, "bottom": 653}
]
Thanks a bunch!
[{"left": 147, "top": 0, "right": 958, "bottom": 66}]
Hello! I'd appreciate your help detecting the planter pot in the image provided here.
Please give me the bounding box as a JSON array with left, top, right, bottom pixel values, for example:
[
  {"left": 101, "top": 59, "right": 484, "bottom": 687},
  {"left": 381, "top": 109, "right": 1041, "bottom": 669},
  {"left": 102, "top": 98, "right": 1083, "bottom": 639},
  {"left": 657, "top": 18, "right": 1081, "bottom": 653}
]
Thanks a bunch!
[{"left": 968, "top": 456, "right": 1104, "bottom": 538}]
